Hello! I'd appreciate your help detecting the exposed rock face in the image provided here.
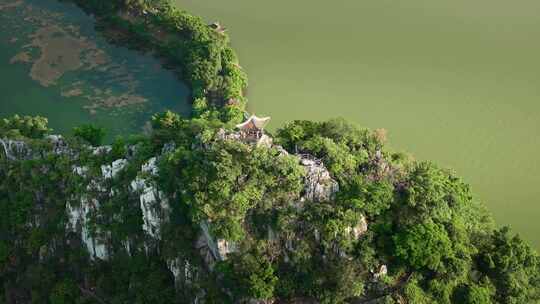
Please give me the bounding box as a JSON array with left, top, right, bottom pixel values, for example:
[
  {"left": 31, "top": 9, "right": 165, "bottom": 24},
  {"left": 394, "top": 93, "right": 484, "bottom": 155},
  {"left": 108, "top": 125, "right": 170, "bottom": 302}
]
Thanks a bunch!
[
  {"left": 141, "top": 156, "right": 159, "bottom": 175},
  {"left": 216, "top": 129, "right": 339, "bottom": 205},
  {"left": 196, "top": 222, "right": 220, "bottom": 269},
  {"left": 298, "top": 155, "right": 339, "bottom": 203},
  {"left": 217, "top": 238, "right": 237, "bottom": 260},
  {"left": 46, "top": 134, "right": 72, "bottom": 155},
  {"left": 346, "top": 215, "right": 368, "bottom": 240},
  {"left": 257, "top": 134, "right": 273, "bottom": 148},
  {"left": 72, "top": 165, "right": 89, "bottom": 177},
  {"left": 139, "top": 188, "right": 170, "bottom": 240},
  {"left": 92, "top": 145, "right": 112, "bottom": 156},
  {"left": 196, "top": 222, "right": 237, "bottom": 269},
  {"left": 101, "top": 159, "right": 128, "bottom": 179},
  {"left": 66, "top": 155, "right": 132, "bottom": 260},
  {"left": 372, "top": 264, "right": 388, "bottom": 281},
  {"left": 0, "top": 138, "right": 31, "bottom": 160},
  {"left": 66, "top": 197, "right": 108, "bottom": 260},
  {"left": 0, "top": 136, "right": 116, "bottom": 261},
  {"left": 2, "top": 131, "right": 347, "bottom": 302},
  {"left": 167, "top": 257, "right": 194, "bottom": 289},
  {"left": 215, "top": 128, "right": 241, "bottom": 142},
  {"left": 130, "top": 157, "right": 171, "bottom": 241}
]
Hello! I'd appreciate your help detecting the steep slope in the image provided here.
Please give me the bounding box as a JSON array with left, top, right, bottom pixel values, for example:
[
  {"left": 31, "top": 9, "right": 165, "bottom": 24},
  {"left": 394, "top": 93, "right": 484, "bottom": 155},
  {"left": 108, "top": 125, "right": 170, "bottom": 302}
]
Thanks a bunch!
[{"left": 1, "top": 114, "right": 539, "bottom": 304}]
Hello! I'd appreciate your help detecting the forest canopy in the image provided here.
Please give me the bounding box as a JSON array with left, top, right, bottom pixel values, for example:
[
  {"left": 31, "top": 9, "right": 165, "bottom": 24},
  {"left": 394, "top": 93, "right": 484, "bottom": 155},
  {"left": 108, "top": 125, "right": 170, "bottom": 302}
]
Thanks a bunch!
[{"left": 1, "top": 114, "right": 539, "bottom": 304}]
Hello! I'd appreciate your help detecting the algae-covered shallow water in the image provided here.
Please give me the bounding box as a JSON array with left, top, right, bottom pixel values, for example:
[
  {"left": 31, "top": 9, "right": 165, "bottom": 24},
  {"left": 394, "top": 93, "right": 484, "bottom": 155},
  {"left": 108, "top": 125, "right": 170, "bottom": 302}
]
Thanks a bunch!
[
  {"left": 0, "top": 0, "right": 191, "bottom": 141},
  {"left": 176, "top": 0, "right": 540, "bottom": 246}
]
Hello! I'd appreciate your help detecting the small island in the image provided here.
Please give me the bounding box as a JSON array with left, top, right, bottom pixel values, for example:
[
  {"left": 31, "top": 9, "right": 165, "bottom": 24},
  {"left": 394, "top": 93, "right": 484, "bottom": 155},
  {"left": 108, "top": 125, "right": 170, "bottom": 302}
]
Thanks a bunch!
[{"left": 0, "top": 1, "right": 539, "bottom": 304}]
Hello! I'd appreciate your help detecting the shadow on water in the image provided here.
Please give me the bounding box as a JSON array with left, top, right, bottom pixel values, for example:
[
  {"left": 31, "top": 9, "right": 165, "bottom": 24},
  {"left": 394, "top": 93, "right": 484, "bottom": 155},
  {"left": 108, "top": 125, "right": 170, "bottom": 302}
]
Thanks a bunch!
[{"left": 0, "top": 0, "right": 191, "bottom": 142}]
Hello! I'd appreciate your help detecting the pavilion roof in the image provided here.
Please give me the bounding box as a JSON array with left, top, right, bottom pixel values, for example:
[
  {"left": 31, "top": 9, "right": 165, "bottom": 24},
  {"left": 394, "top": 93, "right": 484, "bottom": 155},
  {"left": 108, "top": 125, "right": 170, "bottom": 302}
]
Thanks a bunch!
[{"left": 236, "top": 115, "right": 271, "bottom": 130}]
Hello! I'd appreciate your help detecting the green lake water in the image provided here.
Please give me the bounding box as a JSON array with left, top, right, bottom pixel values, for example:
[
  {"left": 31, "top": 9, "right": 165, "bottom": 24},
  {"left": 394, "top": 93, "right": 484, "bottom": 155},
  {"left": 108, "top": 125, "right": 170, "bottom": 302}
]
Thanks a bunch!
[
  {"left": 0, "top": 0, "right": 191, "bottom": 142},
  {"left": 176, "top": 0, "right": 540, "bottom": 247}
]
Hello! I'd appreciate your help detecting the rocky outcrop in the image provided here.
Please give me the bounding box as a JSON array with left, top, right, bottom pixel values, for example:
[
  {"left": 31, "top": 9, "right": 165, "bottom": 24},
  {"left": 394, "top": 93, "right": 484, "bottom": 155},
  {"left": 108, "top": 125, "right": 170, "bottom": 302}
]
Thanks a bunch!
[
  {"left": 65, "top": 146, "right": 177, "bottom": 262},
  {"left": 196, "top": 222, "right": 237, "bottom": 269},
  {"left": 130, "top": 157, "right": 171, "bottom": 241},
  {"left": 298, "top": 155, "right": 339, "bottom": 203},
  {"left": 66, "top": 197, "right": 108, "bottom": 260},
  {"left": 167, "top": 257, "right": 194, "bottom": 289},
  {"left": 217, "top": 238, "right": 237, "bottom": 260},
  {"left": 101, "top": 159, "right": 128, "bottom": 179},
  {"left": 215, "top": 128, "right": 242, "bottom": 142},
  {"left": 216, "top": 129, "right": 339, "bottom": 205},
  {"left": 67, "top": 157, "right": 132, "bottom": 260},
  {"left": 0, "top": 138, "right": 31, "bottom": 160},
  {"left": 346, "top": 215, "right": 368, "bottom": 240},
  {"left": 46, "top": 135, "right": 72, "bottom": 155},
  {"left": 0, "top": 136, "right": 117, "bottom": 261},
  {"left": 91, "top": 145, "right": 112, "bottom": 156},
  {"left": 68, "top": 163, "right": 109, "bottom": 260},
  {"left": 372, "top": 265, "right": 388, "bottom": 281}
]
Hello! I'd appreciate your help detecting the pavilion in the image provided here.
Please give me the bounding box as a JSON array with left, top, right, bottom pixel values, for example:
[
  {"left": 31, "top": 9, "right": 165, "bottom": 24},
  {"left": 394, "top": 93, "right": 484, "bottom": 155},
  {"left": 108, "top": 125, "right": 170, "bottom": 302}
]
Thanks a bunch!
[{"left": 236, "top": 115, "right": 271, "bottom": 141}]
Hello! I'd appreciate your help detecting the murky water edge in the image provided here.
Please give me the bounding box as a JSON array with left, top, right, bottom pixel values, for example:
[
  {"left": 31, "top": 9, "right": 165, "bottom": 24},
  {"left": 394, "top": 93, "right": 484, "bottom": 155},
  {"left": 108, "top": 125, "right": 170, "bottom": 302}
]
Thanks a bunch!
[{"left": 0, "top": 0, "right": 191, "bottom": 141}]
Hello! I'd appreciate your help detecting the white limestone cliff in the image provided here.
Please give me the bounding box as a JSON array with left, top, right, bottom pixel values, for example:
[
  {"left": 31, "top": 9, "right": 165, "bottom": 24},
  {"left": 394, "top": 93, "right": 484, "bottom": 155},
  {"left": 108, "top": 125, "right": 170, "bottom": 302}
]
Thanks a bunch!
[
  {"left": 0, "top": 138, "right": 30, "bottom": 160},
  {"left": 345, "top": 215, "right": 368, "bottom": 240},
  {"left": 130, "top": 157, "right": 171, "bottom": 241},
  {"left": 66, "top": 197, "right": 108, "bottom": 260},
  {"left": 298, "top": 155, "right": 339, "bottom": 203},
  {"left": 167, "top": 258, "right": 194, "bottom": 289},
  {"left": 196, "top": 222, "right": 237, "bottom": 269},
  {"left": 101, "top": 159, "right": 128, "bottom": 179},
  {"left": 66, "top": 157, "right": 132, "bottom": 260}
]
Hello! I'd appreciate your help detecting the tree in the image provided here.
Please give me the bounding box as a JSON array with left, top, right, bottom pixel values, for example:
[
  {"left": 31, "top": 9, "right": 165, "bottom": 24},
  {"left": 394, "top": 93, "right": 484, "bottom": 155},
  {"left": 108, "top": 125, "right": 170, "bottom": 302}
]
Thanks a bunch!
[
  {"left": 456, "top": 284, "right": 493, "bottom": 304},
  {"left": 393, "top": 220, "right": 453, "bottom": 271},
  {"left": 305, "top": 257, "right": 364, "bottom": 304},
  {"left": 478, "top": 227, "right": 540, "bottom": 303},
  {"left": 342, "top": 177, "right": 394, "bottom": 218},
  {"left": 402, "top": 278, "right": 436, "bottom": 304},
  {"left": 0, "top": 241, "right": 8, "bottom": 268},
  {"left": 49, "top": 279, "right": 79, "bottom": 304},
  {"left": 276, "top": 120, "right": 318, "bottom": 152},
  {"left": 73, "top": 124, "right": 106, "bottom": 146},
  {"left": 220, "top": 247, "right": 278, "bottom": 301},
  {"left": 0, "top": 115, "right": 51, "bottom": 138}
]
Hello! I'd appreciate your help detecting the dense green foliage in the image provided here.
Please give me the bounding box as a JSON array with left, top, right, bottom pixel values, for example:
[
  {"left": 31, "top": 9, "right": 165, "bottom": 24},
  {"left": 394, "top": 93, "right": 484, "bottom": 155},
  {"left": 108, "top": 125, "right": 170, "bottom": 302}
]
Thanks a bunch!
[
  {"left": 73, "top": 124, "right": 106, "bottom": 146},
  {"left": 1, "top": 1, "right": 540, "bottom": 303},
  {"left": 2, "top": 113, "right": 539, "bottom": 303},
  {"left": 0, "top": 115, "right": 51, "bottom": 139},
  {"left": 219, "top": 246, "right": 278, "bottom": 301}
]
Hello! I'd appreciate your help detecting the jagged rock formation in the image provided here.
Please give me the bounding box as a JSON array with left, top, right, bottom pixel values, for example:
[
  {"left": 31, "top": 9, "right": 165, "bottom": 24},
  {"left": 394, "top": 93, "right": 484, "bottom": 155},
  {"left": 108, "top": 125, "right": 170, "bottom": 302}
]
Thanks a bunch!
[
  {"left": 0, "top": 138, "right": 32, "bottom": 160},
  {"left": 1, "top": 130, "right": 352, "bottom": 303},
  {"left": 346, "top": 215, "right": 368, "bottom": 240},
  {"left": 66, "top": 197, "right": 109, "bottom": 260},
  {"left": 101, "top": 159, "right": 128, "bottom": 179},
  {"left": 297, "top": 155, "right": 339, "bottom": 203},
  {"left": 2, "top": 131, "right": 341, "bottom": 266},
  {"left": 372, "top": 265, "right": 388, "bottom": 281},
  {"left": 196, "top": 222, "right": 233, "bottom": 269},
  {"left": 67, "top": 157, "right": 129, "bottom": 260},
  {"left": 216, "top": 128, "right": 339, "bottom": 205},
  {"left": 130, "top": 157, "right": 171, "bottom": 241}
]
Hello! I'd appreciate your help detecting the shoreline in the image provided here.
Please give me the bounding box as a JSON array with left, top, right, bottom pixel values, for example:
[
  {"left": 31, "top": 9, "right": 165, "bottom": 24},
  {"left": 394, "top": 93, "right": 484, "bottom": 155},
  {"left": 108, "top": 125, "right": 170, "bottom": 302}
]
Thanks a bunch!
[{"left": 63, "top": 0, "right": 248, "bottom": 123}]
